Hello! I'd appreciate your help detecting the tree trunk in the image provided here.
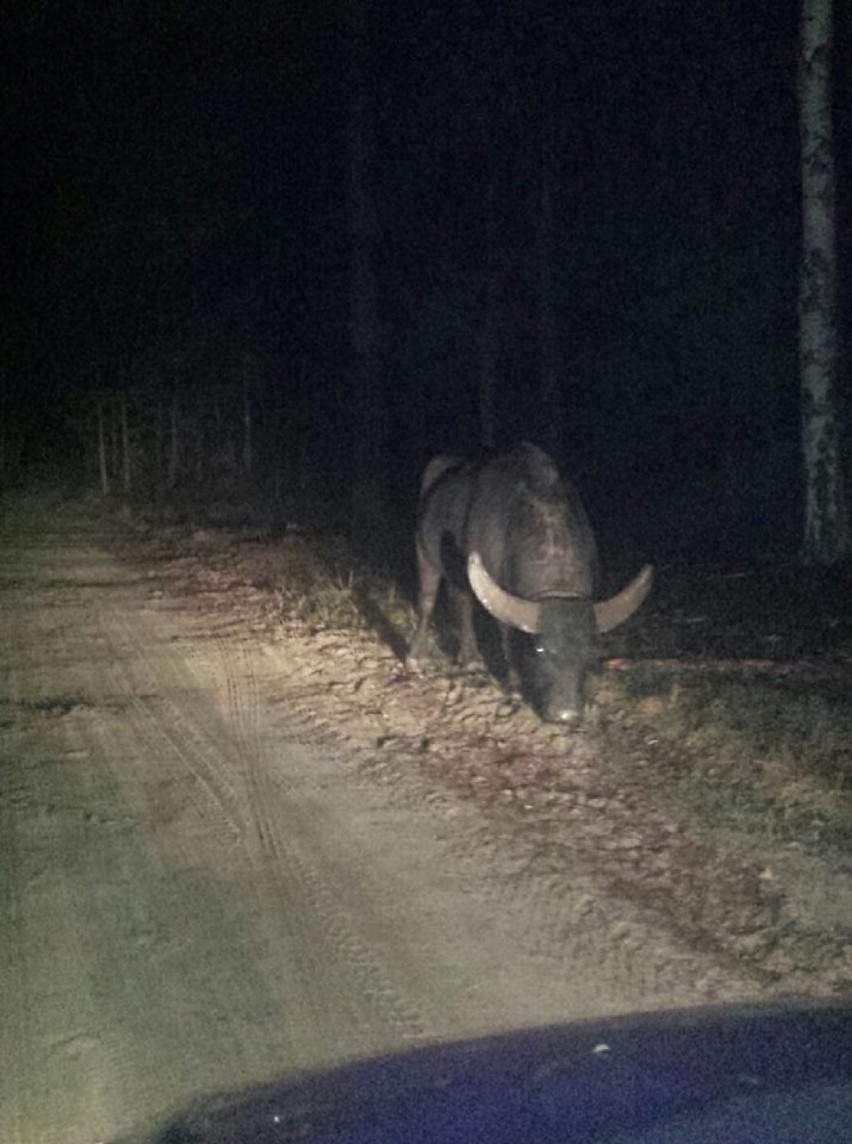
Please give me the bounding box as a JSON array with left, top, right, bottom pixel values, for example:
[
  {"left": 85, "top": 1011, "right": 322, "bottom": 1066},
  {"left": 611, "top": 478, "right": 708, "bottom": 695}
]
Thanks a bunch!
[
  {"left": 799, "top": 0, "right": 850, "bottom": 563},
  {"left": 120, "top": 390, "right": 131, "bottom": 496},
  {"left": 96, "top": 395, "right": 109, "bottom": 495},
  {"left": 242, "top": 357, "right": 253, "bottom": 475},
  {"left": 168, "top": 392, "right": 180, "bottom": 489},
  {"left": 111, "top": 396, "right": 120, "bottom": 483},
  {"left": 344, "top": 0, "right": 385, "bottom": 544},
  {"left": 537, "top": 108, "right": 561, "bottom": 456},
  {"left": 478, "top": 174, "right": 500, "bottom": 451},
  {"left": 0, "top": 375, "right": 6, "bottom": 482}
]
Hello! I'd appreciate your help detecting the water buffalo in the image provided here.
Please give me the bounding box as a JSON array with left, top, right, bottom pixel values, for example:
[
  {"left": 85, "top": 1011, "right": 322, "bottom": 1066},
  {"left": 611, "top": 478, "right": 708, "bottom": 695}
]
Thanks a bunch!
[{"left": 406, "top": 443, "right": 652, "bottom": 724}]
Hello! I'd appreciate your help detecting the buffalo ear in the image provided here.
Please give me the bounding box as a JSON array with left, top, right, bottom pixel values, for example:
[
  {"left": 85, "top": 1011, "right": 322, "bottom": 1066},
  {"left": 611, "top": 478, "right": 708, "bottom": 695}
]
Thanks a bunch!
[
  {"left": 467, "top": 552, "right": 541, "bottom": 634},
  {"left": 594, "top": 565, "right": 653, "bottom": 633}
]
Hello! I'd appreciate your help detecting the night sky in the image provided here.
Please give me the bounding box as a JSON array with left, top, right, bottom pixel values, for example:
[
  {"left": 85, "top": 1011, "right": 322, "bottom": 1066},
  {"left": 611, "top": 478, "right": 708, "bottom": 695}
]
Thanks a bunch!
[{"left": 3, "top": 0, "right": 851, "bottom": 559}]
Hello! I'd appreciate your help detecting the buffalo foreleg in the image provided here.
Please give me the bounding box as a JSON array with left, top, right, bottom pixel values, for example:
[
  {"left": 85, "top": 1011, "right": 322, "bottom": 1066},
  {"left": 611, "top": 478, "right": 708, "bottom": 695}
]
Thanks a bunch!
[
  {"left": 500, "top": 624, "right": 522, "bottom": 693},
  {"left": 406, "top": 543, "right": 441, "bottom": 671},
  {"left": 449, "top": 583, "right": 483, "bottom": 670}
]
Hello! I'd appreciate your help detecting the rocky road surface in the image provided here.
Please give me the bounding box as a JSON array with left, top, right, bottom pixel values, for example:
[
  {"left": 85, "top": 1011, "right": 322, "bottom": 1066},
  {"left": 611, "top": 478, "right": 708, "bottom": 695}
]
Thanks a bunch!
[{"left": 1, "top": 502, "right": 762, "bottom": 1143}]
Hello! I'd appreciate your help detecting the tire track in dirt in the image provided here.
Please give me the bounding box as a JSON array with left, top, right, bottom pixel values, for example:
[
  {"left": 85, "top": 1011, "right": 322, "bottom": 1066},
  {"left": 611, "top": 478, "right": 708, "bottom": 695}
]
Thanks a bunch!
[
  {"left": 183, "top": 626, "right": 435, "bottom": 1047},
  {"left": 0, "top": 542, "right": 146, "bottom": 1142},
  {"left": 91, "top": 591, "right": 438, "bottom": 1062},
  {"left": 90, "top": 605, "right": 346, "bottom": 1066},
  {"left": 99, "top": 610, "right": 247, "bottom": 837},
  {"left": 1, "top": 532, "right": 306, "bottom": 1139},
  {"left": 0, "top": 727, "right": 33, "bottom": 1144},
  {"left": 0, "top": 543, "right": 89, "bottom": 1143}
]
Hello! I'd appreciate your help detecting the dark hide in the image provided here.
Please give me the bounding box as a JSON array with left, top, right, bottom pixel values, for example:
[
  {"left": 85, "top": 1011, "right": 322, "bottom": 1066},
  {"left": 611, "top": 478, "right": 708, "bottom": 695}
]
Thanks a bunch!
[{"left": 407, "top": 443, "right": 651, "bottom": 724}]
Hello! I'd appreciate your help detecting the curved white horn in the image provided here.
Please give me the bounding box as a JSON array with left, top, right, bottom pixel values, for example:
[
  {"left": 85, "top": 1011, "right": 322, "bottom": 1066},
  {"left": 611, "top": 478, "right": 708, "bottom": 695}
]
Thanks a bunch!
[
  {"left": 594, "top": 564, "right": 653, "bottom": 633},
  {"left": 467, "top": 552, "right": 541, "bottom": 634}
]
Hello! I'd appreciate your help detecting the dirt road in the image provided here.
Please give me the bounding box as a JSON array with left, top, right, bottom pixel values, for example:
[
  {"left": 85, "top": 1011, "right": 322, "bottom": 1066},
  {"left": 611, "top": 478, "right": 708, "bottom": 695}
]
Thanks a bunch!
[{"left": 0, "top": 502, "right": 755, "bottom": 1143}]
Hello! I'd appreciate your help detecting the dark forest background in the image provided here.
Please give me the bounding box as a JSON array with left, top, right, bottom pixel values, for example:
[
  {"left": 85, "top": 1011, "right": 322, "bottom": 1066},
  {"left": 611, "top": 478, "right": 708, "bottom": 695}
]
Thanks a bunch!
[{"left": 2, "top": 0, "right": 851, "bottom": 565}]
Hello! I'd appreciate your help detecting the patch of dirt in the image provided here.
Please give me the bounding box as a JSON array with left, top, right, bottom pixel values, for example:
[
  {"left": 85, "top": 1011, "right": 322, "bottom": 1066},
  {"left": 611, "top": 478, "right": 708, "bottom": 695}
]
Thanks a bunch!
[
  {"left": 10, "top": 499, "right": 801, "bottom": 1144},
  {"left": 111, "top": 523, "right": 852, "bottom": 1000}
]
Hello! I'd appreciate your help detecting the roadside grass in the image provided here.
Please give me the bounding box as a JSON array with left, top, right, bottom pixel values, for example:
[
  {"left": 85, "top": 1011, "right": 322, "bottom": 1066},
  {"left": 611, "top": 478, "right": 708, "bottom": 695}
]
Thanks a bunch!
[
  {"left": 609, "top": 663, "right": 852, "bottom": 851},
  {"left": 277, "top": 566, "right": 386, "bottom": 630},
  {"left": 273, "top": 537, "right": 417, "bottom": 645}
]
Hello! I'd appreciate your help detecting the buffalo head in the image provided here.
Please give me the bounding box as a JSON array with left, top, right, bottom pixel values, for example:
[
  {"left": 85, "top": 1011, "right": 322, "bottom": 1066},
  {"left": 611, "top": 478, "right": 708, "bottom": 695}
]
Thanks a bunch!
[{"left": 468, "top": 553, "right": 653, "bottom": 724}]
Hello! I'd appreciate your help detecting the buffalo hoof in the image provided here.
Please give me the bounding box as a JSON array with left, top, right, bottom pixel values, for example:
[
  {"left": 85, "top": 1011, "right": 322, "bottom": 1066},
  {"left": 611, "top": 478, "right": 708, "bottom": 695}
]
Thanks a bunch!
[
  {"left": 405, "top": 653, "right": 428, "bottom": 674},
  {"left": 546, "top": 709, "right": 582, "bottom": 728},
  {"left": 542, "top": 702, "right": 586, "bottom": 728}
]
